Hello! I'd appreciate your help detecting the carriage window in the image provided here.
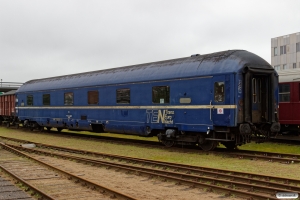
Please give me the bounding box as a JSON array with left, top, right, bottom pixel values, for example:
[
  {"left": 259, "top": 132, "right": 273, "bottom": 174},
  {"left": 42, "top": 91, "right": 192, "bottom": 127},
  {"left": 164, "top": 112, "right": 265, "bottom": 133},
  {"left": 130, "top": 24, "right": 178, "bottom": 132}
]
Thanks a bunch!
[
  {"left": 258, "top": 79, "right": 261, "bottom": 103},
  {"left": 43, "top": 94, "right": 50, "bottom": 105},
  {"left": 279, "top": 84, "right": 290, "bottom": 102},
  {"left": 117, "top": 89, "right": 130, "bottom": 104},
  {"left": 252, "top": 78, "right": 257, "bottom": 103},
  {"left": 152, "top": 86, "right": 170, "bottom": 104},
  {"left": 214, "top": 82, "right": 224, "bottom": 102},
  {"left": 88, "top": 91, "right": 99, "bottom": 104},
  {"left": 27, "top": 95, "right": 33, "bottom": 106},
  {"left": 64, "top": 92, "right": 74, "bottom": 105}
]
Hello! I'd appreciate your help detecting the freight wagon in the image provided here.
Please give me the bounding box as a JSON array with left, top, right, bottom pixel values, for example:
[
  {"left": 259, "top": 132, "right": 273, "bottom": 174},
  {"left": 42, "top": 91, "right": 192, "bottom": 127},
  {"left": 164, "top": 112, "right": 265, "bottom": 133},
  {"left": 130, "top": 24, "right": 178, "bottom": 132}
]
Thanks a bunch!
[{"left": 0, "top": 90, "right": 18, "bottom": 127}]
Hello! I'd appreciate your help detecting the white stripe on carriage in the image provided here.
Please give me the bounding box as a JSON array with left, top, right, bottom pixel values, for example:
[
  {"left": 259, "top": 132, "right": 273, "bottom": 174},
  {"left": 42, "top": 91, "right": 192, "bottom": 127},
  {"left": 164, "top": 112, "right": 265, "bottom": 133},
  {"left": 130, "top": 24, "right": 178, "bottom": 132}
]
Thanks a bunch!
[{"left": 17, "top": 105, "right": 237, "bottom": 109}]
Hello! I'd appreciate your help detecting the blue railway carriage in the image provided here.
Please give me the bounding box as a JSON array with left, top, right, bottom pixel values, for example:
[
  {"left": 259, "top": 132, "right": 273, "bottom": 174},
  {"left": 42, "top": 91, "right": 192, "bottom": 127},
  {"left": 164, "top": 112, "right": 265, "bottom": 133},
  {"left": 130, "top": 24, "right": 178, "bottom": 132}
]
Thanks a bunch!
[{"left": 16, "top": 50, "right": 280, "bottom": 151}]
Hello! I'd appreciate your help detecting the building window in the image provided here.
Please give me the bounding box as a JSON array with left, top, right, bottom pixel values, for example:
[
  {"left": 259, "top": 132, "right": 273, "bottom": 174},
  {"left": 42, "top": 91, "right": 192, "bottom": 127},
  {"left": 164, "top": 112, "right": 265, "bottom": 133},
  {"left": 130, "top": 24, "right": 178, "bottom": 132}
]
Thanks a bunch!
[
  {"left": 214, "top": 82, "right": 225, "bottom": 102},
  {"left": 64, "top": 92, "right": 74, "bottom": 105},
  {"left": 293, "top": 63, "right": 297, "bottom": 69},
  {"left": 27, "top": 95, "right": 33, "bottom": 106},
  {"left": 88, "top": 91, "right": 99, "bottom": 104},
  {"left": 280, "top": 45, "right": 286, "bottom": 55},
  {"left": 279, "top": 84, "right": 290, "bottom": 102},
  {"left": 43, "top": 94, "right": 50, "bottom": 105},
  {"left": 274, "top": 47, "right": 278, "bottom": 56},
  {"left": 283, "top": 64, "right": 288, "bottom": 70},
  {"left": 297, "top": 42, "right": 300, "bottom": 52},
  {"left": 152, "top": 86, "right": 170, "bottom": 104},
  {"left": 116, "top": 89, "right": 130, "bottom": 104},
  {"left": 274, "top": 65, "right": 280, "bottom": 70}
]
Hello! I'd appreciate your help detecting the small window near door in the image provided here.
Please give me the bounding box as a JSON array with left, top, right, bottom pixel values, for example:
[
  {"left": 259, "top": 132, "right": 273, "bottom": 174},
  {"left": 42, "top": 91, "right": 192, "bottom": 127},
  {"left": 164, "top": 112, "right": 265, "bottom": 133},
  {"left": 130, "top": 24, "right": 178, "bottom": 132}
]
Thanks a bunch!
[
  {"left": 257, "top": 79, "right": 261, "bottom": 103},
  {"left": 214, "top": 82, "right": 224, "bottom": 102},
  {"left": 252, "top": 78, "right": 257, "bottom": 103}
]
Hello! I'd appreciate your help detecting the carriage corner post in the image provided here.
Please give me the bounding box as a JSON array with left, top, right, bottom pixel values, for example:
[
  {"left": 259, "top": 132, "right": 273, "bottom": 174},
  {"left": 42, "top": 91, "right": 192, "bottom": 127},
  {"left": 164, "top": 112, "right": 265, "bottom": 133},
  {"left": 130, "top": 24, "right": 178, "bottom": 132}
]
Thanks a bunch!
[{"left": 3, "top": 50, "right": 281, "bottom": 151}]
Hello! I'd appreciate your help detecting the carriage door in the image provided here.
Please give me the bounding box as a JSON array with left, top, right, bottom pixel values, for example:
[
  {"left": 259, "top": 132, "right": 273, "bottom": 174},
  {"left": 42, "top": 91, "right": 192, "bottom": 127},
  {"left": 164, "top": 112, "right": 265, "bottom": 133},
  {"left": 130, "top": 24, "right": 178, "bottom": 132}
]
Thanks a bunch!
[
  {"left": 251, "top": 76, "right": 269, "bottom": 123},
  {"left": 212, "top": 75, "right": 230, "bottom": 126}
]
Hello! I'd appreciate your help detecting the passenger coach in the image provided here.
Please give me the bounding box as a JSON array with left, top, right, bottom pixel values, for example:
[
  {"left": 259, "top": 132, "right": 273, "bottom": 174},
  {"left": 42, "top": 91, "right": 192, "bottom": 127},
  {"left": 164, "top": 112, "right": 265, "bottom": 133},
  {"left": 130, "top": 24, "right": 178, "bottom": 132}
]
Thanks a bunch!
[
  {"left": 16, "top": 50, "right": 280, "bottom": 151},
  {"left": 277, "top": 69, "right": 300, "bottom": 134}
]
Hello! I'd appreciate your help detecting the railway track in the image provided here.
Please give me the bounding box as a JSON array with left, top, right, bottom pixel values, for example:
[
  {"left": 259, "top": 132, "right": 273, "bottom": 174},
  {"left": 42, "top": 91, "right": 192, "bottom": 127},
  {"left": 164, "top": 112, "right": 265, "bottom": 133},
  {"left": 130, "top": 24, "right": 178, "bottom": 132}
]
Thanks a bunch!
[
  {"left": 1, "top": 134, "right": 300, "bottom": 164},
  {"left": 0, "top": 142, "right": 137, "bottom": 200},
  {"left": 1, "top": 137, "right": 300, "bottom": 199},
  {"left": 0, "top": 174, "right": 34, "bottom": 200}
]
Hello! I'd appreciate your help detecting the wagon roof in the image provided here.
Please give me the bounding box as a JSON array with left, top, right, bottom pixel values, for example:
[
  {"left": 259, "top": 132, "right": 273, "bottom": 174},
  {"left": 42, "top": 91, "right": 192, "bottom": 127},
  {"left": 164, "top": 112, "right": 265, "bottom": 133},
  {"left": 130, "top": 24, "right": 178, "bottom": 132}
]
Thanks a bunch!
[
  {"left": 277, "top": 68, "right": 300, "bottom": 83},
  {"left": 0, "top": 90, "right": 17, "bottom": 96},
  {"left": 17, "top": 50, "right": 272, "bottom": 92}
]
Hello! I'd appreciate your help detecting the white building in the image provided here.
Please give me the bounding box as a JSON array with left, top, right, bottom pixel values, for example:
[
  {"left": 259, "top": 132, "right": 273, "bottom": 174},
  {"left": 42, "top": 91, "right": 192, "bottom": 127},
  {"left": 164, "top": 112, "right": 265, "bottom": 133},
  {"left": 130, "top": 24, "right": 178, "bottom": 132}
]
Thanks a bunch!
[{"left": 271, "top": 32, "right": 300, "bottom": 71}]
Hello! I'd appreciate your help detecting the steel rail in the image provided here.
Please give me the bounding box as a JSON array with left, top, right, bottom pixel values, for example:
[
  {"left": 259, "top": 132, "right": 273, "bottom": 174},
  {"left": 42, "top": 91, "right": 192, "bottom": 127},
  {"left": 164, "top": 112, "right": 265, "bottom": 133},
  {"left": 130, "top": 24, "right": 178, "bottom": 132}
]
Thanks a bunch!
[
  {"left": 0, "top": 142, "right": 136, "bottom": 200},
  {"left": 0, "top": 162, "right": 55, "bottom": 200},
  {"left": 1, "top": 133, "right": 300, "bottom": 164},
  {"left": 225, "top": 151, "right": 300, "bottom": 164},
  {"left": 1, "top": 135, "right": 300, "bottom": 186},
  {"left": 9, "top": 144, "right": 299, "bottom": 200}
]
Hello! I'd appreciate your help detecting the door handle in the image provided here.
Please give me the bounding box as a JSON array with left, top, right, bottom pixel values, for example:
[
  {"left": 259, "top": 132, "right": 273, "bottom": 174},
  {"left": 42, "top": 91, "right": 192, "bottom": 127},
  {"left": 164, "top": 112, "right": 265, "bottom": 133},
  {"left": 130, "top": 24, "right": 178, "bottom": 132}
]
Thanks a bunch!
[{"left": 210, "top": 100, "right": 213, "bottom": 121}]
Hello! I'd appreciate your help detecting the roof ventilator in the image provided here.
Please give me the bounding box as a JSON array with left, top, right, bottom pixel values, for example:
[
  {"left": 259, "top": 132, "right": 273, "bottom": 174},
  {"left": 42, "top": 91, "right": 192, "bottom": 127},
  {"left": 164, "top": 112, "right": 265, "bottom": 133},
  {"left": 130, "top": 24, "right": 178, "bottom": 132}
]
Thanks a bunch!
[{"left": 191, "top": 54, "right": 200, "bottom": 57}]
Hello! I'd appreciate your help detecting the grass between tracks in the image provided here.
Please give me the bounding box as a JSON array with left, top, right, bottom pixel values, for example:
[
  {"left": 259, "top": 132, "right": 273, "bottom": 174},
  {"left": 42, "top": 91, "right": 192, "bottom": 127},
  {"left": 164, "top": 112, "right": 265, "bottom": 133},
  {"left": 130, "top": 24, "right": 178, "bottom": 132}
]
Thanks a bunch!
[{"left": 1, "top": 127, "right": 300, "bottom": 180}]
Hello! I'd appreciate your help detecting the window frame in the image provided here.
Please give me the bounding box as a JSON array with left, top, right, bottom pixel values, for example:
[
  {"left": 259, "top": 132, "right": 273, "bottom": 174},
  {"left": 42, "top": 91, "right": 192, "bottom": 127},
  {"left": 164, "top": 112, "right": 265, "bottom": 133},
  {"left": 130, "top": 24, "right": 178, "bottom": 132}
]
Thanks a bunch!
[
  {"left": 296, "top": 42, "right": 300, "bottom": 52},
  {"left": 64, "top": 92, "right": 74, "bottom": 105},
  {"left": 43, "top": 94, "right": 50, "bottom": 106},
  {"left": 214, "top": 82, "right": 225, "bottom": 103},
  {"left": 116, "top": 88, "right": 130, "bottom": 104},
  {"left": 27, "top": 95, "right": 33, "bottom": 106},
  {"left": 152, "top": 86, "right": 170, "bottom": 104},
  {"left": 274, "top": 47, "right": 278, "bottom": 56},
  {"left": 280, "top": 45, "right": 286, "bottom": 55},
  {"left": 252, "top": 78, "right": 257, "bottom": 103},
  {"left": 279, "top": 84, "right": 290, "bottom": 102},
  {"left": 88, "top": 91, "right": 99, "bottom": 105}
]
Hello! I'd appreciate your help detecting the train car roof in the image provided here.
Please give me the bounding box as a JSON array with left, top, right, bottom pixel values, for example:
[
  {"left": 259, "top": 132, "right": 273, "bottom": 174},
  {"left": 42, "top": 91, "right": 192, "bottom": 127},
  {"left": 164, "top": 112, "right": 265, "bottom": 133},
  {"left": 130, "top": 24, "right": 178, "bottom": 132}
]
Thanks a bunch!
[
  {"left": 277, "top": 68, "right": 300, "bottom": 83},
  {"left": 0, "top": 90, "right": 17, "bottom": 96},
  {"left": 17, "top": 50, "right": 274, "bottom": 93}
]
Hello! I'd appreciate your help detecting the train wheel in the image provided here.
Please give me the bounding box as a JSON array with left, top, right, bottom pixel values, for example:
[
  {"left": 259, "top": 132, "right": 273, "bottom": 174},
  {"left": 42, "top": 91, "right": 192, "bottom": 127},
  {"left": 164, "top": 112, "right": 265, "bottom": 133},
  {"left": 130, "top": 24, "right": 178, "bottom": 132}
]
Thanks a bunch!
[
  {"left": 57, "top": 128, "right": 62, "bottom": 132},
  {"left": 46, "top": 127, "right": 51, "bottom": 132},
  {"left": 6, "top": 123, "right": 10, "bottom": 128},
  {"left": 199, "top": 141, "right": 218, "bottom": 151},
  {"left": 161, "top": 139, "right": 175, "bottom": 147}
]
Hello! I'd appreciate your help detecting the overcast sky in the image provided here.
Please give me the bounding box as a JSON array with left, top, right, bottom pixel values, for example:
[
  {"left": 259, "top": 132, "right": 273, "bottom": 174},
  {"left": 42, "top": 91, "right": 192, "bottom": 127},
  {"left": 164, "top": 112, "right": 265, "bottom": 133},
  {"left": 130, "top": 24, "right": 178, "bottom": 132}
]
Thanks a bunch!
[{"left": 1, "top": 0, "right": 299, "bottom": 83}]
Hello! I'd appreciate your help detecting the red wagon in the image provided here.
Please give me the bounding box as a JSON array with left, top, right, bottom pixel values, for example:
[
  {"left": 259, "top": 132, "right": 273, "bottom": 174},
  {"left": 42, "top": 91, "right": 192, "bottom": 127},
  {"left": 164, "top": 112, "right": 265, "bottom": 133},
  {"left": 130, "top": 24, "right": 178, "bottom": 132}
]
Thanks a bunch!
[
  {"left": 278, "top": 69, "right": 300, "bottom": 134},
  {"left": 0, "top": 90, "right": 18, "bottom": 127}
]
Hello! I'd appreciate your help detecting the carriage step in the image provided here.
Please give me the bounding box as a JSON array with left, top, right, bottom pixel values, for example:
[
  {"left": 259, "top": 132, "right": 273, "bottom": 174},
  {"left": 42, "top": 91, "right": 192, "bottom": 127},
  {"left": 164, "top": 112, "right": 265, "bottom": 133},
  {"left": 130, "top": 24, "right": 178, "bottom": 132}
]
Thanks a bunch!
[
  {"left": 215, "top": 131, "right": 230, "bottom": 133},
  {"left": 205, "top": 138, "right": 234, "bottom": 142}
]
